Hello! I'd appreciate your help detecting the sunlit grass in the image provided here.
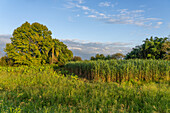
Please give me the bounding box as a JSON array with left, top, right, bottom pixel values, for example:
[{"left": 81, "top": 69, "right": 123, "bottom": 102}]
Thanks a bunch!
[{"left": 0, "top": 66, "right": 169, "bottom": 112}]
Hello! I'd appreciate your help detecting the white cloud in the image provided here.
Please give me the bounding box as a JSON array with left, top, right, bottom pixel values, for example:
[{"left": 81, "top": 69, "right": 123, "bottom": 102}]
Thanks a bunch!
[
  {"left": 99, "top": 2, "right": 112, "bottom": 7},
  {"left": 69, "top": 0, "right": 84, "bottom": 4},
  {"left": 0, "top": 35, "right": 11, "bottom": 44},
  {"left": 88, "top": 15, "right": 97, "bottom": 18},
  {"left": 118, "top": 9, "right": 128, "bottom": 13},
  {"left": 61, "top": 39, "right": 132, "bottom": 59},
  {"left": 77, "top": 0, "right": 83, "bottom": 4},
  {"left": 157, "top": 22, "right": 163, "bottom": 25},
  {"left": 131, "top": 10, "right": 144, "bottom": 13},
  {"left": 143, "top": 18, "right": 161, "bottom": 21},
  {"left": 134, "top": 22, "right": 145, "bottom": 27},
  {"left": 65, "top": 0, "right": 163, "bottom": 28},
  {"left": 68, "top": 47, "right": 82, "bottom": 50},
  {"left": 153, "top": 21, "right": 163, "bottom": 28},
  {"left": 99, "top": 13, "right": 105, "bottom": 16},
  {"left": 76, "top": 4, "right": 90, "bottom": 11}
]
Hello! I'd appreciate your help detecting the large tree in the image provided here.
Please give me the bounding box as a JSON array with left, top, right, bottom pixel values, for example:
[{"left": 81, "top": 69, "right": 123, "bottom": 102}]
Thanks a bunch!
[
  {"left": 125, "top": 36, "right": 169, "bottom": 60},
  {"left": 5, "top": 22, "right": 73, "bottom": 66}
]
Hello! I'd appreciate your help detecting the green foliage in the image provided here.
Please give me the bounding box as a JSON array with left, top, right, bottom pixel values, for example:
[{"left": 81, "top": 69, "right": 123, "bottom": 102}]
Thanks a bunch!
[
  {"left": 111, "top": 53, "right": 125, "bottom": 60},
  {"left": 125, "top": 37, "right": 169, "bottom": 60},
  {"left": 0, "top": 66, "right": 169, "bottom": 112},
  {"left": 72, "top": 56, "right": 82, "bottom": 61},
  {"left": 65, "top": 59, "right": 170, "bottom": 82},
  {"left": 48, "top": 39, "right": 73, "bottom": 66},
  {"left": 162, "top": 41, "right": 170, "bottom": 60},
  {"left": 4, "top": 22, "right": 73, "bottom": 66},
  {"left": 91, "top": 54, "right": 107, "bottom": 60},
  {"left": 91, "top": 53, "right": 125, "bottom": 60},
  {"left": 0, "top": 56, "right": 13, "bottom": 66},
  {"left": 0, "top": 56, "right": 7, "bottom": 66}
]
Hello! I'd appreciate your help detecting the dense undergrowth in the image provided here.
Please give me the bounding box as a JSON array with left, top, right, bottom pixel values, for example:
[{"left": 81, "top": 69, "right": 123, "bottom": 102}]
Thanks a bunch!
[
  {"left": 0, "top": 66, "right": 169, "bottom": 112},
  {"left": 65, "top": 59, "right": 170, "bottom": 82}
]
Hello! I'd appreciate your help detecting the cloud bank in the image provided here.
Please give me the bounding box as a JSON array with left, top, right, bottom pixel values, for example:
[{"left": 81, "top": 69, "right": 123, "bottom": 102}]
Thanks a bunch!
[
  {"left": 61, "top": 39, "right": 132, "bottom": 59},
  {"left": 0, "top": 35, "right": 132, "bottom": 59}
]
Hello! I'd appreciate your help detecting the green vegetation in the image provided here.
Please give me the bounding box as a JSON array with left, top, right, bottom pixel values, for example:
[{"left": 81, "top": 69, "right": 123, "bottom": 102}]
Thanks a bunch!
[
  {"left": 91, "top": 53, "right": 125, "bottom": 60},
  {"left": 0, "top": 22, "right": 169, "bottom": 112},
  {"left": 3, "top": 22, "right": 73, "bottom": 66},
  {"left": 65, "top": 59, "right": 170, "bottom": 82},
  {"left": 162, "top": 40, "right": 170, "bottom": 60},
  {"left": 72, "top": 56, "right": 82, "bottom": 61},
  {"left": 0, "top": 22, "right": 169, "bottom": 67},
  {"left": 125, "top": 36, "right": 170, "bottom": 60},
  {"left": 0, "top": 66, "right": 169, "bottom": 113}
]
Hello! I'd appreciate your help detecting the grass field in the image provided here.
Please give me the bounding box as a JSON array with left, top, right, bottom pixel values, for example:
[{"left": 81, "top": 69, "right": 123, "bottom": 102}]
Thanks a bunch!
[{"left": 0, "top": 65, "right": 169, "bottom": 113}]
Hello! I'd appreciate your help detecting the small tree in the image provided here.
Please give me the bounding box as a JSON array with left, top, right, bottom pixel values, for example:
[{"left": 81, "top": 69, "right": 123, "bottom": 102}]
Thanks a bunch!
[
  {"left": 0, "top": 56, "right": 7, "bottom": 66},
  {"left": 111, "top": 53, "right": 125, "bottom": 60},
  {"left": 90, "top": 56, "right": 95, "bottom": 60},
  {"left": 72, "top": 56, "right": 82, "bottom": 61},
  {"left": 95, "top": 54, "right": 101, "bottom": 60},
  {"left": 100, "top": 54, "right": 105, "bottom": 60},
  {"left": 162, "top": 40, "right": 170, "bottom": 60},
  {"left": 90, "top": 54, "right": 106, "bottom": 60},
  {"left": 0, "top": 56, "right": 13, "bottom": 66}
]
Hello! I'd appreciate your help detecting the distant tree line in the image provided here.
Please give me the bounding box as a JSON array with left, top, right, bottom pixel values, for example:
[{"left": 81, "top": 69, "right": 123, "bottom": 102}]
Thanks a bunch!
[
  {"left": 72, "top": 56, "right": 82, "bottom": 61},
  {"left": 90, "top": 53, "right": 125, "bottom": 60}
]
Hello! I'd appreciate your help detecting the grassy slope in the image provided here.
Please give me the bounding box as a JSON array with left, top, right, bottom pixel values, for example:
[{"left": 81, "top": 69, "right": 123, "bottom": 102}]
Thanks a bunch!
[{"left": 0, "top": 66, "right": 169, "bottom": 113}]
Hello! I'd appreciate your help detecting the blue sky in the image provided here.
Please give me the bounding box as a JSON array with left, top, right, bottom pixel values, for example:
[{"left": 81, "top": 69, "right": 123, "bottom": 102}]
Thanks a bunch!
[{"left": 0, "top": 0, "right": 170, "bottom": 59}]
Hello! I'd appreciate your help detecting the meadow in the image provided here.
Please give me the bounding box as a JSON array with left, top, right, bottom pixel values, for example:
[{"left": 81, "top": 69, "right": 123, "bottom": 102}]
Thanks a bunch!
[{"left": 0, "top": 62, "right": 170, "bottom": 113}]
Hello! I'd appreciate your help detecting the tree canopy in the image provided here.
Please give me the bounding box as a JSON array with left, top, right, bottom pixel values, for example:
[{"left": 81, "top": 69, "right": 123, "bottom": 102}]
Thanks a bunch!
[
  {"left": 162, "top": 40, "right": 170, "bottom": 60},
  {"left": 4, "top": 22, "right": 73, "bottom": 66},
  {"left": 125, "top": 37, "right": 169, "bottom": 60},
  {"left": 90, "top": 53, "right": 125, "bottom": 60},
  {"left": 72, "top": 56, "right": 82, "bottom": 61}
]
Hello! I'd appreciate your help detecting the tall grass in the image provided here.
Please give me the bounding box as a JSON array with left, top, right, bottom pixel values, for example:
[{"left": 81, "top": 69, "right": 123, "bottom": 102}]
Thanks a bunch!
[
  {"left": 0, "top": 66, "right": 169, "bottom": 112},
  {"left": 65, "top": 59, "right": 170, "bottom": 82}
]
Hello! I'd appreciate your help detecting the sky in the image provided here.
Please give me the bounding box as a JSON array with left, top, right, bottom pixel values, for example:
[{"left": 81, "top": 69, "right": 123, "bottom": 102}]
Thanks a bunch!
[{"left": 0, "top": 0, "right": 170, "bottom": 59}]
